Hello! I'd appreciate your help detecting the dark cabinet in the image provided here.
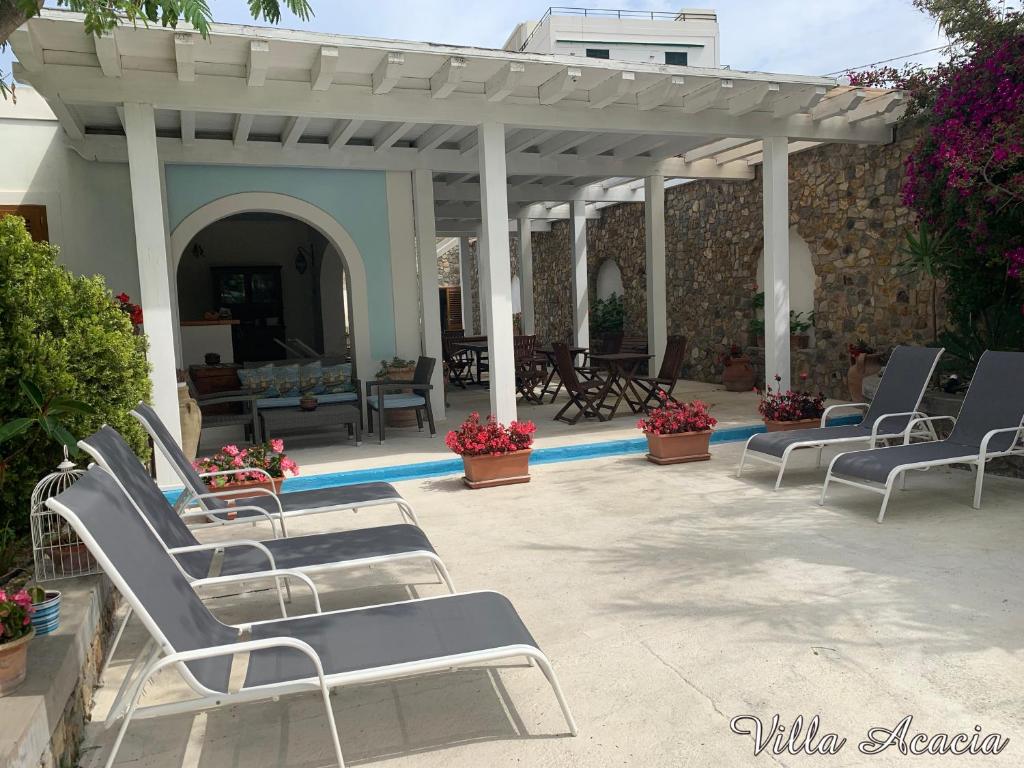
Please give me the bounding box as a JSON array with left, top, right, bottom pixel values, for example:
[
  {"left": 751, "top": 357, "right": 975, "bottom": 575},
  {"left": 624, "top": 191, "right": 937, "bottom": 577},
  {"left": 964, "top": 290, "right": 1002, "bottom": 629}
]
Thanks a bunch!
[{"left": 211, "top": 266, "right": 285, "bottom": 362}]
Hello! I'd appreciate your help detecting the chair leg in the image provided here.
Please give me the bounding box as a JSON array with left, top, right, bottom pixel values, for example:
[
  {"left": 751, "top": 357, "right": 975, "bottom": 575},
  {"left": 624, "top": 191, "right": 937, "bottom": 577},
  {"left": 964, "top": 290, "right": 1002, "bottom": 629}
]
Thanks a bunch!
[
  {"left": 877, "top": 477, "right": 897, "bottom": 523},
  {"left": 973, "top": 460, "right": 987, "bottom": 509},
  {"left": 319, "top": 683, "right": 347, "bottom": 768},
  {"left": 528, "top": 651, "right": 579, "bottom": 737},
  {"left": 774, "top": 448, "right": 792, "bottom": 491},
  {"left": 415, "top": 409, "right": 424, "bottom": 431},
  {"left": 429, "top": 555, "right": 457, "bottom": 593},
  {"left": 102, "top": 604, "right": 134, "bottom": 680},
  {"left": 378, "top": 409, "right": 385, "bottom": 444},
  {"left": 425, "top": 402, "right": 436, "bottom": 436}
]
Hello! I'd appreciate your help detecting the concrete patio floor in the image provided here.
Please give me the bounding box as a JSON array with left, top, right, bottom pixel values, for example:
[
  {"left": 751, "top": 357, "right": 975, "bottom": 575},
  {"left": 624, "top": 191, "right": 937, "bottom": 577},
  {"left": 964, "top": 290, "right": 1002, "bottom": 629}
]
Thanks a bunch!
[{"left": 83, "top": 441, "right": 1024, "bottom": 767}]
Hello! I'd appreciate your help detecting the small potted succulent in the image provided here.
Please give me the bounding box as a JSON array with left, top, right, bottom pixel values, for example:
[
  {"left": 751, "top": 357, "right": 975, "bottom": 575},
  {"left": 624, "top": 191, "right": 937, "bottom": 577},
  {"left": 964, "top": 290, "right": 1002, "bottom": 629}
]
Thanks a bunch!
[
  {"left": 446, "top": 412, "right": 535, "bottom": 489},
  {"left": 0, "top": 587, "right": 36, "bottom": 696},
  {"left": 637, "top": 393, "right": 717, "bottom": 465},
  {"left": 28, "top": 585, "right": 61, "bottom": 637},
  {"left": 193, "top": 438, "right": 299, "bottom": 503},
  {"left": 758, "top": 374, "right": 825, "bottom": 432},
  {"left": 719, "top": 344, "right": 756, "bottom": 392}
]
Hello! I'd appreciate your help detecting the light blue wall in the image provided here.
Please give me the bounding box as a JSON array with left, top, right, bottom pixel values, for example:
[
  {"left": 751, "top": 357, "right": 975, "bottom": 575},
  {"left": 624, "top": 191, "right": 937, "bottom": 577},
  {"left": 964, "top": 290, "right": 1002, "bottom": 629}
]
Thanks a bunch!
[{"left": 164, "top": 164, "right": 396, "bottom": 359}]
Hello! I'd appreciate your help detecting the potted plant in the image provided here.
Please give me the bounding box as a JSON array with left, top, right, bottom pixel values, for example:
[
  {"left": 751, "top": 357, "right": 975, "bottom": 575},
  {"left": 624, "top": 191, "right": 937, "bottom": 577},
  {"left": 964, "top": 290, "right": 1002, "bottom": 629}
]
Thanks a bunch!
[
  {"left": 0, "top": 588, "right": 35, "bottom": 696},
  {"left": 846, "top": 339, "right": 882, "bottom": 400},
  {"left": 445, "top": 412, "right": 535, "bottom": 489},
  {"left": 758, "top": 374, "right": 825, "bottom": 432},
  {"left": 637, "top": 394, "right": 717, "bottom": 465},
  {"left": 27, "top": 585, "right": 61, "bottom": 637},
  {"left": 790, "top": 311, "right": 814, "bottom": 349},
  {"left": 719, "top": 344, "right": 756, "bottom": 392},
  {"left": 192, "top": 438, "right": 299, "bottom": 504},
  {"left": 377, "top": 357, "right": 418, "bottom": 427}
]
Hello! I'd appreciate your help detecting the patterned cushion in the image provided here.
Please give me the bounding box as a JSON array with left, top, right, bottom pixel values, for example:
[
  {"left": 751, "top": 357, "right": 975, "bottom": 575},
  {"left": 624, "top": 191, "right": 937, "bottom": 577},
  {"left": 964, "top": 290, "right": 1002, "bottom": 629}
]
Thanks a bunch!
[
  {"left": 299, "top": 361, "right": 323, "bottom": 394},
  {"left": 274, "top": 364, "right": 300, "bottom": 398},
  {"left": 238, "top": 364, "right": 275, "bottom": 397},
  {"left": 321, "top": 363, "right": 352, "bottom": 394}
]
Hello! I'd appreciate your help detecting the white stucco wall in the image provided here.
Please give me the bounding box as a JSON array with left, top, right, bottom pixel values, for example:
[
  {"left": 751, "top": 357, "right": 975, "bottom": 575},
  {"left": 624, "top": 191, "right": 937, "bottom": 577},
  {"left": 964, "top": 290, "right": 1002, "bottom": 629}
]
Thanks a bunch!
[{"left": 0, "top": 89, "right": 139, "bottom": 297}]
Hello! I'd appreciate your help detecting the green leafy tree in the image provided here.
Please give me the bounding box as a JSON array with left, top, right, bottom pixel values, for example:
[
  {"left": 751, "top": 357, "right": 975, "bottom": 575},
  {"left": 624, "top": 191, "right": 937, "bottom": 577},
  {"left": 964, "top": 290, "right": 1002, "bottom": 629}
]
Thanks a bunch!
[
  {"left": 1, "top": 0, "right": 314, "bottom": 99},
  {"left": 895, "top": 222, "right": 950, "bottom": 346},
  {"left": 0, "top": 214, "right": 151, "bottom": 531}
]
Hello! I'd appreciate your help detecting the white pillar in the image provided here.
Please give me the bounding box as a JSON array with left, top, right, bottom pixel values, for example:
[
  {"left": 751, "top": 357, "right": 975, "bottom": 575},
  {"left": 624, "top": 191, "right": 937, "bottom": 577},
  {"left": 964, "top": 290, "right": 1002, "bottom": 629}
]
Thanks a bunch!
[
  {"left": 644, "top": 174, "right": 667, "bottom": 373},
  {"left": 412, "top": 169, "right": 446, "bottom": 420},
  {"left": 517, "top": 216, "right": 535, "bottom": 335},
  {"left": 762, "top": 136, "right": 791, "bottom": 391},
  {"left": 475, "top": 225, "right": 490, "bottom": 336},
  {"left": 570, "top": 199, "right": 589, "bottom": 349},
  {"left": 477, "top": 122, "right": 517, "bottom": 423},
  {"left": 124, "top": 102, "right": 180, "bottom": 484},
  {"left": 458, "top": 235, "right": 475, "bottom": 335}
]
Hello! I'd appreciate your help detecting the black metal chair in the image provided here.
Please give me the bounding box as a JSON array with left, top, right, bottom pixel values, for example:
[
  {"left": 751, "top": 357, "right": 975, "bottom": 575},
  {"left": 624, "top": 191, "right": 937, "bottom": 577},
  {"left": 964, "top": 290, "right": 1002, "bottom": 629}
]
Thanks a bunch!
[{"left": 365, "top": 356, "right": 437, "bottom": 443}]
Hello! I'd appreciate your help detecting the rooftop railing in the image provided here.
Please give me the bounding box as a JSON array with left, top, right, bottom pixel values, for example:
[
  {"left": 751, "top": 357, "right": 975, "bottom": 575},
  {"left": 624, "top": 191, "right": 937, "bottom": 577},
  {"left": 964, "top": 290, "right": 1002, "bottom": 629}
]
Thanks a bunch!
[{"left": 518, "top": 6, "right": 717, "bottom": 51}]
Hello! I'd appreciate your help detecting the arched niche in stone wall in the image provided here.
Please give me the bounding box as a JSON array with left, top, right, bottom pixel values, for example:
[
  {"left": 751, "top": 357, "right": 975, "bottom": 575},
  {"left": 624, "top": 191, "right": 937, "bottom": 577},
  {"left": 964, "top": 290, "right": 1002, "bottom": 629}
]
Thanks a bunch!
[
  {"left": 756, "top": 228, "right": 817, "bottom": 338},
  {"left": 596, "top": 258, "right": 624, "bottom": 300}
]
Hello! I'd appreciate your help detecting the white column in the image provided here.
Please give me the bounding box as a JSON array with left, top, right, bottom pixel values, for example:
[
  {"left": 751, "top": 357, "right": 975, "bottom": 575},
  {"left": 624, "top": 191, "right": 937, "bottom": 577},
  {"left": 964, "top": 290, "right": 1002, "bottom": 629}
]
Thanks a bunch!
[
  {"left": 517, "top": 216, "right": 535, "bottom": 335},
  {"left": 477, "top": 122, "right": 517, "bottom": 423},
  {"left": 762, "top": 136, "right": 791, "bottom": 391},
  {"left": 412, "top": 169, "right": 445, "bottom": 419},
  {"left": 644, "top": 174, "right": 667, "bottom": 373},
  {"left": 570, "top": 199, "right": 589, "bottom": 349},
  {"left": 124, "top": 102, "right": 180, "bottom": 484},
  {"left": 475, "top": 226, "right": 490, "bottom": 337},
  {"left": 458, "top": 235, "right": 475, "bottom": 334}
]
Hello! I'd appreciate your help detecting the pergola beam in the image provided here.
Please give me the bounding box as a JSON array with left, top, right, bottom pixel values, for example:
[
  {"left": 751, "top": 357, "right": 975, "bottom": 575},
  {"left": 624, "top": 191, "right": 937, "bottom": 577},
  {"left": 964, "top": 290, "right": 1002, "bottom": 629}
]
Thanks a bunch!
[
  {"left": 281, "top": 115, "right": 309, "bottom": 147},
  {"left": 538, "top": 66, "right": 582, "bottom": 105},
  {"left": 416, "top": 123, "right": 460, "bottom": 152},
  {"left": 773, "top": 85, "right": 826, "bottom": 118},
  {"left": 179, "top": 110, "right": 196, "bottom": 145},
  {"left": 846, "top": 92, "right": 904, "bottom": 124},
  {"left": 173, "top": 32, "right": 195, "bottom": 82},
  {"left": 94, "top": 30, "right": 122, "bottom": 78},
  {"left": 811, "top": 90, "right": 865, "bottom": 121},
  {"left": 728, "top": 82, "right": 779, "bottom": 116},
  {"left": 485, "top": 62, "right": 526, "bottom": 102},
  {"left": 589, "top": 71, "right": 636, "bottom": 109},
  {"left": 435, "top": 181, "right": 647, "bottom": 203},
  {"left": 247, "top": 40, "right": 270, "bottom": 87},
  {"left": 328, "top": 118, "right": 362, "bottom": 149},
  {"left": 430, "top": 56, "right": 467, "bottom": 99},
  {"left": 311, "top": 46, "right": 339, "bottom": 91},
  {"left": 233, "top": 113, "right": 254, "bottom": 147},
  {"left": 372, "top": 52, "right": 404, "bottom": 95},
  {"left": 636, "top": 75, "right": 685, "bottom": 111},
  {"left": 373, "top": 120, "right": 414, "bottom": 151},
  {"left": 681, "top": 79, "right": 733, "bottom": 114}
]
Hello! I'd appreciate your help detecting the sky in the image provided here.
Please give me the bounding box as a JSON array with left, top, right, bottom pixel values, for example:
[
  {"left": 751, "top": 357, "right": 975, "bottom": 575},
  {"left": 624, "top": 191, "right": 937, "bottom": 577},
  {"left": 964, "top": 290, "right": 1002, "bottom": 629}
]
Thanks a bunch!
[{"left": 1, "top": 0, "right": 950, "bottom": 82}]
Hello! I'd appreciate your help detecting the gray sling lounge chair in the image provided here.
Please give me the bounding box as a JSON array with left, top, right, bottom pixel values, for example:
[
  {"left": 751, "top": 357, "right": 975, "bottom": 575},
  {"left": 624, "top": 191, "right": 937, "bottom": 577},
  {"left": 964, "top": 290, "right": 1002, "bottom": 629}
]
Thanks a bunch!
[
  {"left": 820, "top": 350, "right": 1024, "bottom": 523},
  {"left": 48, "top": 467, "right": 577, "bottom": 768},
  {"left": 737, "top": 346, "right": 944, "bottom": 488},
  {"left": 131, "top": 402, "right": 418, "bottom": 534}
]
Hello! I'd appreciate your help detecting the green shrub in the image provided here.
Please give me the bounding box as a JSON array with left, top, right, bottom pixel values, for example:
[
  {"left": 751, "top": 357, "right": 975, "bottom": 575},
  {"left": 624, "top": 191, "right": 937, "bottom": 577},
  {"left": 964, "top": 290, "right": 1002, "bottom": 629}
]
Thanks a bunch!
[
  {"left": 590, "top": 293, "right": 625, "bottom": 337},
  {"left": 0, "top": 215, "right": 151, "bottom": 531}
]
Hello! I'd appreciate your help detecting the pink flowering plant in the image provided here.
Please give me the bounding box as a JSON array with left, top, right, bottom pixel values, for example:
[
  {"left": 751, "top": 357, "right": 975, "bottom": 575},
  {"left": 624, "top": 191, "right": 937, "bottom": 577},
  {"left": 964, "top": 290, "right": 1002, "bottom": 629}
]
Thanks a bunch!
[
  {"left": 0, "top": 588, "right": 35, "bottom": 644},
  {"left": 637, "top": 393, "right": 717, "bottom": 435},
  {"left": 445, "top": 412, "right": 535, "bottom": 456},
  {"left": 757, "top": 375, "right": 825, "bottom": 423},
  {"left": 193, "top": 438, "right": 299, "bottom": 487}
]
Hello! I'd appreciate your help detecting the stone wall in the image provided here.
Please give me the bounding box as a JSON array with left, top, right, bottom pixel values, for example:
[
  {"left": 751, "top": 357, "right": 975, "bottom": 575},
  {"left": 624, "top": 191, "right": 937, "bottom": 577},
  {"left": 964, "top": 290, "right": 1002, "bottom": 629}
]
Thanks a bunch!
[
  {"left": 460, "top": 234, "right": 519, "bottom": 334},
  {"left": 528, "top": 123, "right": 943, "bottom": 398},
  {"left": 437, "top": 240, "right": 460, "bottom": 287}
]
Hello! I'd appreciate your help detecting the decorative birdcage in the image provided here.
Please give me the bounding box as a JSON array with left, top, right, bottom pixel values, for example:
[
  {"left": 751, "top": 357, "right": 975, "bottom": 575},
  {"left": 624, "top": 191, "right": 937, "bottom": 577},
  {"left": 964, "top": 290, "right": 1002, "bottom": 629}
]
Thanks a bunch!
[{"left": 30, "top": 448, "right": 99, "bottom": 581}]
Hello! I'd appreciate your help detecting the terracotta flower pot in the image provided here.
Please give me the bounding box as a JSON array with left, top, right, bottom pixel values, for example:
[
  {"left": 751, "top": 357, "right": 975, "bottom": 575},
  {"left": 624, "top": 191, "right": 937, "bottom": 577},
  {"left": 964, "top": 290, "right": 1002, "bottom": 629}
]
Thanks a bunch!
[
  {"left": 722, "top": 357, "right": 755, "bottom": 392},
  {"left": 48, "top": 541, "right": 96, "bottom": 575},
  {"left": 0, "top": 627, "right": 35, "bottom": 696},
  {"left": 645, "top": 430, "right": 712, "bottom": 465},
  {"left": 462, "top": 449, "right": 531, "bottom": 489},
  {"left": 763, "top": 417, "right": 821, "bottom": 432}
]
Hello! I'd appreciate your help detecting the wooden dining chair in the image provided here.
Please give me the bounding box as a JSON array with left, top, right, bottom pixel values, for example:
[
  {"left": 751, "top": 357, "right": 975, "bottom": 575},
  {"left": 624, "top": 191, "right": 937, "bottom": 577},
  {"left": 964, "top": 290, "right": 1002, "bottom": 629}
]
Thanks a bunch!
[
  {"left": 551, "top": 342, "right": 608, "bottom": 425},
  {"left": 442, "top": 330, "right": 474, "bottom": 387},
  {"left": 635, "top": 335, "right": 688, "bottom": 410},
  {"left": 513, "top": 335, "right": 545, "bottom": 403}
]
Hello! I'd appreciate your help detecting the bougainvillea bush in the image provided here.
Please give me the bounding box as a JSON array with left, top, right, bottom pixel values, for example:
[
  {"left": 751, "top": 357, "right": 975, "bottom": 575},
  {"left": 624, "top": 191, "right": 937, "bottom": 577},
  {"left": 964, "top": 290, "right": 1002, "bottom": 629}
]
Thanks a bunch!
[
  {"left": 193, "top": 439, "right": 299, "bottom": 486},
  {"left": 757, "top": 375, "right": 826, "bottom": 422},
  {"left": 445, "top": 412, "right": 535, "bottom": 456},
  {"left": 901, "top": 33, "right": 1024, "bottom": 364},
  {"left": 637, "top": 394, "right": 717, "bottom": 435}
]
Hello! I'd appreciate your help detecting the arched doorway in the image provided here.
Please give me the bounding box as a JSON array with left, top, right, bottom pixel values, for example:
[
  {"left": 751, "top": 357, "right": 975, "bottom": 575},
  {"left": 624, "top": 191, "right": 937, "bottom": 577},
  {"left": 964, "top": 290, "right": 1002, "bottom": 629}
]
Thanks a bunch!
[
  {"left": 757, "top": 227, "right": 817, "bottom": 344},
  {"left": 596, "top": 258, "right": 624, "bottom": 300},
  {"left": 170, "top": 192, "right": 372, "bottom": 381}
]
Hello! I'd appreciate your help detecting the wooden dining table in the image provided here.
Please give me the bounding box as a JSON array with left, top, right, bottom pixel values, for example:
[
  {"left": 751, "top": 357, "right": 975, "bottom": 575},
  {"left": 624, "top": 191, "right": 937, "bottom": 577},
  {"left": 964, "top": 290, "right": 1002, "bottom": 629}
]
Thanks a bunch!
[
  {"left": 454, "top": 339, "right": 489, "bottom": 384},
  {"left": 588, "top": 351, "right": 654, "bottom": 419},
  {"left": 536, "top": 345, "right": 587, "bottom": 402}
]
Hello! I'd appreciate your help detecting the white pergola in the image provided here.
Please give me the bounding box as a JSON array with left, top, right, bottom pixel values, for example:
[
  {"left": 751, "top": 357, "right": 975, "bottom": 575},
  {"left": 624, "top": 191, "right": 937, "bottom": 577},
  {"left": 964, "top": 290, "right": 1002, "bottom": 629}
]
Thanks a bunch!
[{"left": 11, "top": 10, "right": 903, "bottom": 464}]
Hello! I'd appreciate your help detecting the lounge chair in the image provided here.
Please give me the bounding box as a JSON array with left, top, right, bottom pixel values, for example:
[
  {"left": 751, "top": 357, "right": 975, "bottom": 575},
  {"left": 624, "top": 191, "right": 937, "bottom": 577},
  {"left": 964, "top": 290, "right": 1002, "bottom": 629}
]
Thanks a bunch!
[
  {"left": 47, "top": 467, "right": 577, "bottom": 768},
  {"left": 365, "top": 356, "right": 437, "bottom": 443},
  {"left": 737, "top": 346, "right": 944, "bottom": 489},
  {"left": 131, "top": 402, "right": 419, "bottom": 535},
  {"left": 820, "top": 350, "right": 1024, "bottom": 522}
]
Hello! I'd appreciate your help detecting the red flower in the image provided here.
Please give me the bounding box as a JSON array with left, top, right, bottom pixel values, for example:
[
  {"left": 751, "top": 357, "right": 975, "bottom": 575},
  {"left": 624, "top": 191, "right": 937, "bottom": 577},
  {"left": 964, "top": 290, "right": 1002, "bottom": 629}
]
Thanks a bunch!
[
  {"left": 445, "top": 412, "right": 535, "bottom": 456},
  {"left": 637, "top": 394, "right": 717, "bottom": 435}
]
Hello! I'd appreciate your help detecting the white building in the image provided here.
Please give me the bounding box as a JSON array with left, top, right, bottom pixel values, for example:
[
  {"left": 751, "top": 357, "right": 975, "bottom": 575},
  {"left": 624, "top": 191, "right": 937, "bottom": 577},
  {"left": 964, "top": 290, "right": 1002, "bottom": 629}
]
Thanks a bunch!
[{"left": 504, "top": 7, "right": 720, "bottom": 68}]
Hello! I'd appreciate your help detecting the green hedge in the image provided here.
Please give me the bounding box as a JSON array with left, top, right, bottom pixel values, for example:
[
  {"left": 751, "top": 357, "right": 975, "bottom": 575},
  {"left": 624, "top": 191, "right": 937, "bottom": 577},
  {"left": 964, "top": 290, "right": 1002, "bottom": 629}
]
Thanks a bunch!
[{"left": 0, "top": 215, "right": 151, "bottom": 531}]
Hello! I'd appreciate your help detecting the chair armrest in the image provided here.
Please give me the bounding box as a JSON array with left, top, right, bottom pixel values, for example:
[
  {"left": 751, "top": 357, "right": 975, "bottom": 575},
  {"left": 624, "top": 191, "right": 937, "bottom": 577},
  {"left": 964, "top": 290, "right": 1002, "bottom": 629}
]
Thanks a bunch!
[
  {"left": 191, "top": 569, "right": 322, "bottom": 616},
  {"left": 979, "top": 425, "right": 1024, "bottom": 459},
  {"left": 168, "top": 540, "right": 278, "bottom": 568},
  {"left": 196, "top": 390, "right": 260, "bottom": 407},
  {"left": 821, "top": 402, "right": 869, "bottom": 427},
  {"left": 406, "top": 382, "right": 433, "bottom": 391},
  {"left": 871, "top": 411, "right": 928, "bottom": 440},
  {"left": 178, "top": 505, "right": 283, "bottom": 538},
  {"left": 902, "top": 415, "right": 956, "bottom": 444}
]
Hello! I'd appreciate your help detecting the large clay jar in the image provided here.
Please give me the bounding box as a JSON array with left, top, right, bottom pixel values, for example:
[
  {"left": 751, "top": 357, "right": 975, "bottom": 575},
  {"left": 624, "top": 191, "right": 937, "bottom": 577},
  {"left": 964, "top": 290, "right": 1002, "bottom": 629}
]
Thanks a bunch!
[
  {"left": 382, "top": 365, "right": 419, "bottom": 428},
  {"left": 847, "top": 352, "right": 884, "bottom": 401},
  {"left": 178, "top": 382, "right": 202, "bottom": 460},
  {"left": 722, "top": 356, "right": 756, "bottom": 392}
]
